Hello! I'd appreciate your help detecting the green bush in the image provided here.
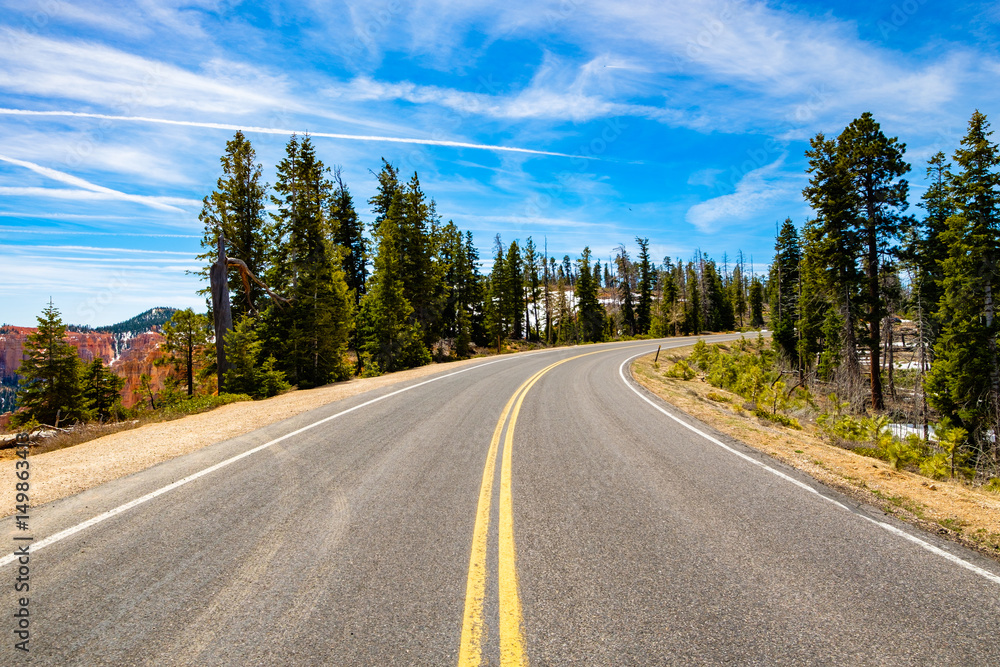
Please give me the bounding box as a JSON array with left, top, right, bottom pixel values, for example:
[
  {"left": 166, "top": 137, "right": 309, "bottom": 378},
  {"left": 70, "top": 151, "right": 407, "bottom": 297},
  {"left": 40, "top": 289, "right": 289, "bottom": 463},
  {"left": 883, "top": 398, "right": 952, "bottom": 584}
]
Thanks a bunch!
[
  {"left": 706, "top": 391, "right": 730, "bottom": 403},
  {"left": 664, "top": 361, "right": 696, "bottom": 380},
  {"left": 754, "top": 408, "right": 801, "bottom": 429},
  {"left": 157, "top": 393, "right": 252, "bottom": 420},
  {"left": 919, "top": 453, "right": 951, "bottom": 480}
]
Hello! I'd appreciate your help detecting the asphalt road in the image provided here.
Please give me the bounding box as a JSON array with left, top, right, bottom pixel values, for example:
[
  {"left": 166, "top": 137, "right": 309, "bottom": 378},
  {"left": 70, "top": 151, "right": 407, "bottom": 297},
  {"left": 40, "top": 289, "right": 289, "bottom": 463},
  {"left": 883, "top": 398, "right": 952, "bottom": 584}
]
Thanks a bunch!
[{"left": 3, "top": 335, "right": 1000, "bottom": 665}]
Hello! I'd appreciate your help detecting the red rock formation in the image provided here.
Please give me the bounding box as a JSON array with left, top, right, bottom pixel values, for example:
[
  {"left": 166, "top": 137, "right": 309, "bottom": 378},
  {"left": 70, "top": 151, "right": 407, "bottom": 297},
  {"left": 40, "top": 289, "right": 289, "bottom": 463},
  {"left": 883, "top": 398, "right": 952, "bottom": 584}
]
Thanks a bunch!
[
  {"left": 0, "top": 327, "right": 171, "bottom": 411},
  {"left": 113, "top": 332, "right": 170, "bottom": 409},
  {"left": 0, "top": 327, "right": 116, "bottom": 380},
  {"left": 0, "top": 326, "right": 34, "bottom": 382},
  {"left": 67, "top": 331, "right": 116, "bottom": 366}
]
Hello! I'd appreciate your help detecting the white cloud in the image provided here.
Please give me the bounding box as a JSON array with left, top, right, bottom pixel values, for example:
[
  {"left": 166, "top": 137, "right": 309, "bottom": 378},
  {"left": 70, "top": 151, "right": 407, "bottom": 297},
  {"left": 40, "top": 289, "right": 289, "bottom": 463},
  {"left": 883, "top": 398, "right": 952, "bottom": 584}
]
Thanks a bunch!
[
  {"left": 0, "top": 153, "right": 199, "bottom": 211},
  {"left": 0, "top": 28, "right": 292, "bottom": 116},
  {"left": 0, "top": 109, "right": 580, "bottom": 158},
  {"left": 685, "top": 158, "right": 801, "bottom": 233}
]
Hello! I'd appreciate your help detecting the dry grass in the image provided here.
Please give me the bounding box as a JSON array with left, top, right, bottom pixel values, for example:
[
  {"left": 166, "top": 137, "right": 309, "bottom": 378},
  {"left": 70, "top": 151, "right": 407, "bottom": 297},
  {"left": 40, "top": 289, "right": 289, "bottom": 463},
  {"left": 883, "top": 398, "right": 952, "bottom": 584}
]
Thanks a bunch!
[{"left": 632, "top": 347, "right": 1000, "bottom": 561}]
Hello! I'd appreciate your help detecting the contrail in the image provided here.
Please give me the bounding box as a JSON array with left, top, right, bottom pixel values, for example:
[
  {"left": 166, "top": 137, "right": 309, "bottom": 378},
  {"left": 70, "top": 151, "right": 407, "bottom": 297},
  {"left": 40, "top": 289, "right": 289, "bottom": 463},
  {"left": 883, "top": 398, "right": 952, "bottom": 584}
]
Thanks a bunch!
[
  {"left": 0, "top": 154, "right": 194, "bottom": 212},
  {"left": 0, "top": 108, "right": 589, "bottom": 159}
]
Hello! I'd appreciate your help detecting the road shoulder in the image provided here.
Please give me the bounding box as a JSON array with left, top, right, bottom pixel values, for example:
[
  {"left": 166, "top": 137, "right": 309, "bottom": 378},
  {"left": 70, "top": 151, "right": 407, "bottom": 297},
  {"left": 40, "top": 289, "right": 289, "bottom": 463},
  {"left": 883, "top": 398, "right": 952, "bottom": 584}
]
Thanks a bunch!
[{"left": 630, "top": 348, "right": 1000, "bottom": 563}]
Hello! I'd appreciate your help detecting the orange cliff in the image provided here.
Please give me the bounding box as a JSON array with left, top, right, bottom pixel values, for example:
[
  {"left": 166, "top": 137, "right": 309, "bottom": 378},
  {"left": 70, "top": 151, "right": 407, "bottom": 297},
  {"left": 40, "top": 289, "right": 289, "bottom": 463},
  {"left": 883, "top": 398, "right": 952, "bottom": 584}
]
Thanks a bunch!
[
  {"left": 114, "top": 332, "right": 170, "bottom": 408},
  {"left": 0, "top": 327, "right": 170, "bottom": 410}
]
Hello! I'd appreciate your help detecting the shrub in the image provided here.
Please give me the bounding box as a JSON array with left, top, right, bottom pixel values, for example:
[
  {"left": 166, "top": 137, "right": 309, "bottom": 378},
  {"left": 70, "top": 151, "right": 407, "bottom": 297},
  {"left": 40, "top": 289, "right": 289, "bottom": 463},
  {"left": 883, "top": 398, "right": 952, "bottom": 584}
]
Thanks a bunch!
[
  {"left": 754, "top": 408, "right": 801, "bottom": 429},
  {"left": 665, "top": 361, "right": 696, "bottom": 380}
]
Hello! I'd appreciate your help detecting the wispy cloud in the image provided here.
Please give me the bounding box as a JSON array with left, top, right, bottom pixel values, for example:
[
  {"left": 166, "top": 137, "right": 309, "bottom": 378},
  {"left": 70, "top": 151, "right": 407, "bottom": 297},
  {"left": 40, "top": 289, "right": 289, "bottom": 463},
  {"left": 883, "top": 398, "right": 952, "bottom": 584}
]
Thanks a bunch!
[
  {"left": 0, "top": 108, "right": 585, "bottom": 159},
  {"left": 685, "top": 158, "right": 803, "bottom": 233},
  {"left": 0, "top": 154, "right": 197, "bottom": 211}
]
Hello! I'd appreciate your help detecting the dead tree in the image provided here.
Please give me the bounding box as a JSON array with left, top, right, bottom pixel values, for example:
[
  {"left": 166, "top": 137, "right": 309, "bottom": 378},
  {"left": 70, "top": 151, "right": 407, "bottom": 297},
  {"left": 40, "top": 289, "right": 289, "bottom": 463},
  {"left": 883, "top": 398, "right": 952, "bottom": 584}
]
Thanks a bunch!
[{"left": 209, "top": 234, "right": 291, "bottom": 393}]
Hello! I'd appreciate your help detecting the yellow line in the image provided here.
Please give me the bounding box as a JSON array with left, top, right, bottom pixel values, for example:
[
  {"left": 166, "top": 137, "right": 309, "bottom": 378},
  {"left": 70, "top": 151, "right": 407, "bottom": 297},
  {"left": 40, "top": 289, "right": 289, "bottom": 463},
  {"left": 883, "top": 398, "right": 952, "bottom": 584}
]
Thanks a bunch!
[
  {"left": 459, "top": 345, "right": 649, "bottom": 666},
  {"left": 457, "top": 372, "right": 539, "bottom": 666},
  {"left": 498, "top": 364, "right": 553, "bottom": 666}
]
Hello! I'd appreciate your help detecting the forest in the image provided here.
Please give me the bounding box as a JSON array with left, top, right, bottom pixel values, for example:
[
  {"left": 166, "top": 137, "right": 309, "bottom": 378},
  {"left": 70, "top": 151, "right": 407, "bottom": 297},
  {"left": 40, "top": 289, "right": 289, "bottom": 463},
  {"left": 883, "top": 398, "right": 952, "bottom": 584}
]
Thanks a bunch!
[{"left": 8, "top": 110, "right": 1000, "bottom": 482}]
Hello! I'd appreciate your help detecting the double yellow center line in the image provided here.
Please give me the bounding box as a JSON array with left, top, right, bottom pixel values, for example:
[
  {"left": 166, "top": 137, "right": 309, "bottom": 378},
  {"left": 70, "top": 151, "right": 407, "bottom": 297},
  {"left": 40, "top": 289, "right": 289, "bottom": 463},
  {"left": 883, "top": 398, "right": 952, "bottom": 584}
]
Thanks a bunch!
[{"left": 458, "top": 348, "right": 633, "bottom": 666}]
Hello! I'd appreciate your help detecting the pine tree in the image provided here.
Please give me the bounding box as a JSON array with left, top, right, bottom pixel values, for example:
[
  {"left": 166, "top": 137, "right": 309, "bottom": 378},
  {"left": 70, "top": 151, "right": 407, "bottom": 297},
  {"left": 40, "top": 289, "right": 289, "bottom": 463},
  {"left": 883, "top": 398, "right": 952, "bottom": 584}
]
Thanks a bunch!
[
  {"left": 505, "top": 240, "right": 525, "bottom": 339},
  {"left": 15, "top": 302, "right": 88, "bottom": 426},
  {"left": 576, "top": 247, "right": 605, "bottom": 342},
  {"left": 798, "top": 219, "right": 833, "bottom": 376},
  {"left": 926, "top": 111, "right": 1000, "bottom": 461},
  {"left": 487, "top": 235, "right": 509, "bottom": 347},
  {"left": 770, "top": 219, "right": 802, "bottom": 361},
  {"left": 523, "top": 237, "right": 541, "bottom": 340},
  {"left": 81, "top": 358, "right": 124, "bottom": 422},
  {"left": 359, "top": 190, "right": 429, "bottom": 372},
  {"left": 267, "top": 134, "right": 354, "bottom": 387},
  {"left": 685, "top": 262, "right": 702, "bottom": 334},
  {"left": 197, "top": 131, "right": 273, "bottom": 320},
  {"left": 615, "top": 245, "right": 636, "bottom": 335},
  {"left": 911, "top": 152, "right": 954, "bottom": 352},
  {"left": 369, "top": 158, "right": 400, "bottom": 234},
  {"left": 749, "top": 277, "right": 765, "bottom": 328},
  {"left": 330, "top": 167, "right": 367, "bottom": 307},
  {"left": 636, "top": 237, "right": 654, "bottom": 334},
  {"left": 162, "top": 308, "right": 212, "bottom": 397},
  {"left": 224, "top": 316, "right": 289, "bottom": 398},
  {"left": 803, "top": 132, "right": 865, "bottom": 388},
  {"left": 400, "top": 173, "right": 447, "bottom": 344}
]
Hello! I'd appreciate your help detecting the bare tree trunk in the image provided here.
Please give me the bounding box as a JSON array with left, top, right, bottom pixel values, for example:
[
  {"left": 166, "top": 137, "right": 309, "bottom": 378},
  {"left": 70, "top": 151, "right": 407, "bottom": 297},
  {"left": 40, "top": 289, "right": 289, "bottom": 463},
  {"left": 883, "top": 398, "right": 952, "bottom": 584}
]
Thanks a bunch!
[
  {"left": 867, "top": 227, "right": 884, "bottom": 411},
  {"left": 210, "top": 235, "right": 233, "bottom": 393}
]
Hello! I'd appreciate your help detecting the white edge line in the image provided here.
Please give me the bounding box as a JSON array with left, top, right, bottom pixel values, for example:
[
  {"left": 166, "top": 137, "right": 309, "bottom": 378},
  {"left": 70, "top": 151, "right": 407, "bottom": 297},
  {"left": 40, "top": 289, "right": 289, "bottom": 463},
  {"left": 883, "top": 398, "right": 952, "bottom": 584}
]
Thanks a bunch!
[
  {"left": 618, "top": 349, "right": 1000, "bottom": 588},
  {"left": 0, "top": 355, "right": 517, "bottom": 568}
]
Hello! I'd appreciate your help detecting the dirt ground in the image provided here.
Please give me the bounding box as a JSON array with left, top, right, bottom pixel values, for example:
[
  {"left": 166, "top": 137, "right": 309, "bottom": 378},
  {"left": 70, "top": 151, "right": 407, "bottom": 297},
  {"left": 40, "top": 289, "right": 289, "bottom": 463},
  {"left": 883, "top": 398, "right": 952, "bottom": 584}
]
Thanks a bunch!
[
  {"left": 0, "top": 356, "right": 488, "bottom": 513},
  {"left": 631, "top": 349, "right": 1000, "bottom": 562}
]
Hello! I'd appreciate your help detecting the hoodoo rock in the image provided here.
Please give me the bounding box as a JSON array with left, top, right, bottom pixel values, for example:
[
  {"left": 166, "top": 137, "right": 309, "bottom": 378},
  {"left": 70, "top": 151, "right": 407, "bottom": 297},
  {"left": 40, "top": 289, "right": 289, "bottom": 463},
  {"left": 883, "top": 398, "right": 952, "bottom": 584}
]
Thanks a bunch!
[{"left": 0, "top": 326, "right": 169, "bottom": 411}]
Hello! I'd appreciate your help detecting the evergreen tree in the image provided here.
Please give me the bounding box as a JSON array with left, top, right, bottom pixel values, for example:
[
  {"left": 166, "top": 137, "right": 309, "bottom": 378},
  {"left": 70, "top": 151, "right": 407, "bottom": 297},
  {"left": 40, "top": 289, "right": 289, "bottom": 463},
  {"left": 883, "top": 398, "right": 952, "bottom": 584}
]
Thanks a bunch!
[
  {"left": 82, "top": 358, "right": 124, "bottom": 422},
  {"left": 487, "top": 235, "right": 510, "bottom": 346},
  {"left": 910, "top": 152, "right": 954, "bottom": 352},
  {"left": 730, "top": 258, "right": 747, "bottom": 329},
  {"left": 803, "top": 132, "right": 865, "bottom": 387},
  {"left": 749, "top": 277, "right": 765, "bottom": 328},
  {"left": 839, "top": 112, "right": 910, "bottom": 410},
  {"left": 636, "top": 237, "right": 654, "bottom": 334},
  {"left": 359, "top": 191, "right": 429, "bottom": 372},
  {"left": 615, "top": 245, "right": 636, "bottom": 335},
  {"left": 369, "top": 158, "right": 401, "bottom": 234},
  {"left": 267, "top": 134, "right": 354, "bottom": 387},
  {"left": 685, "top": 262, "right": 702, "bottom": 334},
  {"left": 330, "top": 167, "right": 367, "bottom": 307},
  {"left": 197, "top": 131, "right": 273, "bottom": 320},
  {"left": 15, "top": 302, "right": 88, "bottom": 426},
  {"left": 400, "top": 174, "right": 448, "bottom": 344},
  {"left": 703, "top": 256, "right": 734, "bottom": 332},
  {"left": 224, "top": 316, "right": 290, "bottom": 398},
  {"left": 798, "top": 219, "right": 833, "bottom": 375},
  {"left": 505, "top": 240, "right": 525, "bottom": 339},
  {"left": 770, "top": 219, "right": 802, "bottom": 361},
  {"left": 926, "top": 111, "right": 1000, "bottom": 461},
  {"left": 162, "top": 308, "right": 212, "bottom": 397},
  {"left": 660, "top": 257, "right": 680, "bottom": 336},
  {"left": 466, "top": 232, "right": 488, "bottom": 345},
  {"left": 523, "top": 237, "right": 541, "bottom": 340},
  {"left": 576, "top": 247, "right": 605, "bottom": 342}
]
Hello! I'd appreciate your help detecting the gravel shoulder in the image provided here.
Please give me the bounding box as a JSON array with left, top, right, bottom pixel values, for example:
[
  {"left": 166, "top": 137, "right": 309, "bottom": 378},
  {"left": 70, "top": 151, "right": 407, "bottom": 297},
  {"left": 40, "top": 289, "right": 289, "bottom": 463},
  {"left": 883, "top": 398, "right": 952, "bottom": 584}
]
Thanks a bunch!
[
  {"left": 0, "top": 356, "right": 488, "bottom": 514},
  {"left": 631, "top": 349, "right": 1000, "bottom": 562}
]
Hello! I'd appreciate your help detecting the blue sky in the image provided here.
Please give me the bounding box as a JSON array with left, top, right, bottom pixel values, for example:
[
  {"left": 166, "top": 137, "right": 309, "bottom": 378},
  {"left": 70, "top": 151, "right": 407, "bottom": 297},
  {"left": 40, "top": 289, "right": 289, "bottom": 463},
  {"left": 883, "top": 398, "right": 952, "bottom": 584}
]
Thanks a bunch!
[{"left": 1, "top": 0, "right": 998, "bottom": 326}]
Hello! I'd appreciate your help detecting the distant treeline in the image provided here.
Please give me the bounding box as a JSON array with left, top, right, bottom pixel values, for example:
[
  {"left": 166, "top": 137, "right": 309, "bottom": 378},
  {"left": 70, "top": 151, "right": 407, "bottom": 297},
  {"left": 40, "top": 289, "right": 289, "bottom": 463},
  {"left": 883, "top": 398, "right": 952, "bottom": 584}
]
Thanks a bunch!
[{"left": 194, "top": 131, "right": 759, "bottom": 393}]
